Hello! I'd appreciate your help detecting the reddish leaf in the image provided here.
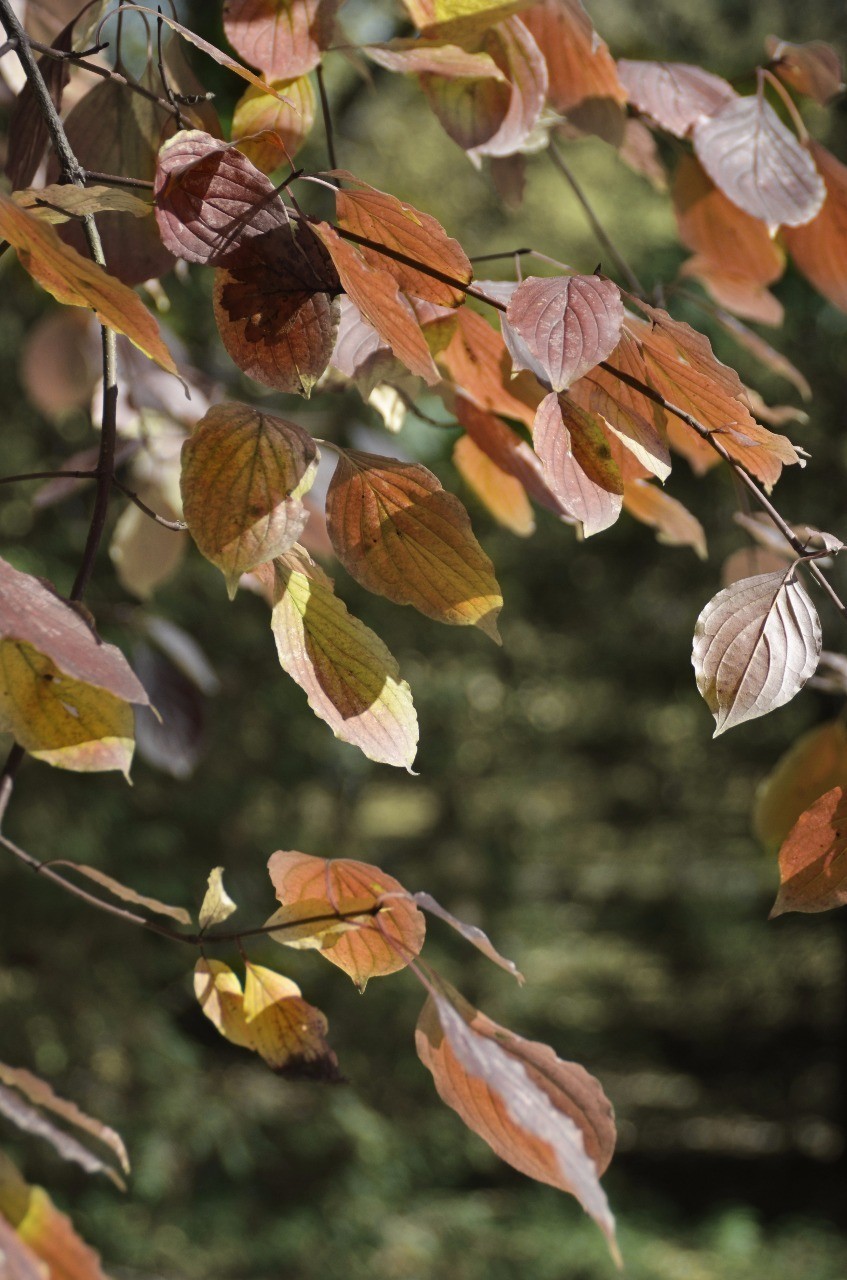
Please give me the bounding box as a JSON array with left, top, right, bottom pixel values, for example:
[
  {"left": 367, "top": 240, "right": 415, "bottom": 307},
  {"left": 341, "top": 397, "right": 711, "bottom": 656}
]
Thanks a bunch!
[
  {"left": 268, "top": 850, "right": 426, "bottom": 989},
  {"left": 693, "top": 93, "right": 825, "bottom": 229},
  {"left": 568, "top": 367, "right": 671, "bottom": 483},
  {"left": 333, "top": 170, "right": 472, "bottom": 307},
  {"left": 771, "top": 787, "right": 847, "bottom": 917},
  {"left": 692, "top": 569, "right": 821, "bottom": 735},
  {"left": 439, "top": 307, "right": 539, "bottom": 428},
  {"left": 325, "top": 447, "right": 503, "bottom": 639},
  {"left": 623, "top": 479, "right": 706, "bottom": 558},
  {"left": 784, "top": 142, "right": 847, "bottom": 314},
  {"left": 412, "top": 892, "right": 524, "bottom": 981},
  {"left": 455, "top": 394, "right": 568, "bottom": 515},
  {"left": 616, "top": 60, "right": 735, "bottom": 138},
  {"left": 755, "top": 721, "right": 847, "bottom": 851},
  {"left": 673, "top": 153, "right": 784, "bottom": 289},
  {"left": 223, "top": 0, "right": 341, "bottom": 79},
  {"left": 679, "top": 259, "right": 784, "bottom": 327},
  {"left": 416, "top": 985, "right": 618, "bottom": 1257},
  {"left": 765, "top": 35, "right": 845, "bottom": 106},
  {"left": 453, "top": 435, "right": 535, "bottom": 535},
  {"left": 505, "top": 275, "right": 624, "bottom": 391},
  {"left": 522, "top": 0, "right": 626, "bottom": 142},
  {"left": 532, "top": 393, "right": 623, "bottom": 536}
]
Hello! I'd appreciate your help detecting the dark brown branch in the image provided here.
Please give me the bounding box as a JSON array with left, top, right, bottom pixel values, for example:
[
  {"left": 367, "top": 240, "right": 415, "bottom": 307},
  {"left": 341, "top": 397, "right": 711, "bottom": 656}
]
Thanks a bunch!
[
  {"left": 29, "top": 35, "right": 183, "bottom": 116},
  {"left": 70, "top": 322, "right": 118, "bottom": 600},
  {"left": 316, "top": 63, "right": 338, "bottom": 172},
  {"left": 83, "top": 169, "right": 154, "bottom": 190},
  {"left": 0, "top": 468, "right": 98, "bottom": 485},
  {"left": 112, "top": 477, "right": 188, "bottom": 530}
]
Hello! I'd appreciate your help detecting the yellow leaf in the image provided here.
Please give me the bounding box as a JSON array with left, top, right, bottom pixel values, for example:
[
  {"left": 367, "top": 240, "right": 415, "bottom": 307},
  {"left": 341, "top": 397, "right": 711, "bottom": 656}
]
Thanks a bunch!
[
  {"left": 243, "top": 962, "right": 341, "bottom": 1079},
  {"left": 198, "top": 867, "right": 237, "bottom": 929},
  {"left": 231, "top": 74, "right": 316, "bottom": 172}
]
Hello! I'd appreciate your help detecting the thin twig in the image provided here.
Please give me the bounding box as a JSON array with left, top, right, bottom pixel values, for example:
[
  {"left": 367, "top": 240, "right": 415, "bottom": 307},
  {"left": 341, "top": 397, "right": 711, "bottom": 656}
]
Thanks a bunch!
[
  {"left": 316, "top": 63, "right": 338, "bottom": 172},
  {"left": 548, "top": 140, "right": 646, "bottom": 298},
  {"left": 29, "top": 37, "right": 185, "bottom": 116},
  {"left": 83, "top": 169, "right": 154, "bottom": 190},
  {"left": 156, "top": 5, "right": 185, "bottom": 128},
  {"left": 113, "top": 477, "right": 188, "bottom": 530},
  {"left": 469, "top": 248, "right": 532, "bottom": 264},
  {"left": 0, "top": 469, "right": 98, "bottom": 485}
]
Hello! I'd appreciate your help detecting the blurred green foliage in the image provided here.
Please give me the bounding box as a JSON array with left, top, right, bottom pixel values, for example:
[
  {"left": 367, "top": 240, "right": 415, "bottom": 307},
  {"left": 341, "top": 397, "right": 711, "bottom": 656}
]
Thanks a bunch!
[{"left": 2, "top": 1, "right": 847, "bottom": 1276}]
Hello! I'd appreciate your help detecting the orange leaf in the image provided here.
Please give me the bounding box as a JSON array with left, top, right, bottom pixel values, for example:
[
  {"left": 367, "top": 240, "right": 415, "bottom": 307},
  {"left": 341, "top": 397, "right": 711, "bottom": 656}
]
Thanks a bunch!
[
  {"left": 784, "top": 142, "right": 847, "bottom": 313},
  {"left": 439, "top": 307, "right": 539, "bottom": 428},
  {"left": 223, "top": 0, "right": 341, "bottom": 79},
  {"left": 522, "top": 0, "right": 626, "bottom": 142},
  {"left": 15, "top": 1185, "right": 109, "bottom": 1280},
  {"left": 673, "top": 153, "right": 784, "bottom": 289},
  {"left": 453, "top": 434, "right": 535, "bottom": 535},
  {"left": 765, "top": 35, "right": 845, "bottom": 106},
  {"left": 771, "top": 787, "right": 847, "bottom": 917},
  {"left": 622, "top": 479, "right": 706, "bottom": 558},
  {"left": 754, "top": 720, "right": 847, "bottom": 851},
  {"left": 455, "top": 394, "right": 566, "bottom": 515},
  {"left": 242, "top": 962, "right": 342, "bottom": 1080},
  {"left": 267, "top": 850, "right": 426, "bottom": 989}
]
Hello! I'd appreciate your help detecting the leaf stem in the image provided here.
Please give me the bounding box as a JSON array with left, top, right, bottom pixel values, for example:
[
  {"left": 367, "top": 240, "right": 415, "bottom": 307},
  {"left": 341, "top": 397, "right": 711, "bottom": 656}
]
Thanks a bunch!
[
  {"left": 112, "top": 478, "right": 188, "bottom": 530},
  {"left": 0, "top": 469, "right": 98, "bottom": 485},
  {"left": 29, "top": 36, "right": 187, "bottom": 117},
  {"left": 760, "top": 66, "right": 809, "bottom": 145}
]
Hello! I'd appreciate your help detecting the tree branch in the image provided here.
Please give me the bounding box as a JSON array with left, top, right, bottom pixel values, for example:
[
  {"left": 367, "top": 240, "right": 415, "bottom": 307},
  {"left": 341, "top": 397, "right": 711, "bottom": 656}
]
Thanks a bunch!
[
  {"left": 112, "top": 478, "right": 188, "bottom": 530},
  {"left": 316, "top": 63, "right": 337, "bottom": 172}
]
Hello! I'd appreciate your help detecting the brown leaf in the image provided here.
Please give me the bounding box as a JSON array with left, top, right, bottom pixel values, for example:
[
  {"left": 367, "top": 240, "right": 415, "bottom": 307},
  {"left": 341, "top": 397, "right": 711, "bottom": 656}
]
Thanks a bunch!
[
  {"left": 180, "top": 402, "right": 318, "bottom": 595},
  {"left": 532, "top": 393, "right": 623, "bottom": 536},
  {"left": 412, "top": 893, "right": 524, "bottom": 981},
  {"left": 755, "top": 721, "right": 847, "bottom": 852},
  {"left": 522, "top": 0, "right": 626, "bottom": 142},
  {"left": 453, "top": 435, "right": 534, "bottom": 535},
  {"left": 0, "top": 1063, "right": 129, "bottom": 1178},
  {"left": 416, "top": 984, "right": 618, "bottom": 1258},
  {"left": 333, "top": 171, "right": 472, "bottom": 307},
  {"left": 325, "top": 447, "right": 503, "bottom": 639},
  {"left": 766, "top": 35, "right": 845, "bottom": 106},
  {"left": 223, "top": 0, "right": 341, "bottom": 79},
  {"left": 231, "top": 73, "right": 316, "bottom": 171},
  {"left": 5, "top": 18, "right": 72, "bottom": 188},
  {"left": 267, "top": 547, "right": 419, "bottom": 769},
  {"left": 455, "top": 394, "right": 568, "bottom": 515},
  {"left": 771, "top": 787, "right": 847, "bottom": 917},
  {"left": 784, "top": 142, "right": 847, "bottom": 313},
  {"left": 505, "top": 275, "right": 624, "bottom": 391},
  {"left": 12, "top": 184, "right": 151, "bottom": 226},
  {"left": 673, "top": 153, "right": 784, "bottom": 288},
  {"left": 363, "top": 39, "right": 508, "bottom": 79},
  {"left": 242, "top": 962, "right": 342, "bottom": 1080},
  {"left": 439, "top": 307, "right": 539, "bottom": 428},
  {"left": 616, "top": 59, "right": 735, "bottom": 138},
  {"left": 623, "top": 479, "right": 706, "bottom": 558},
  {"left": 40, "top": 863, "right": 191, "bottom": 926},
  {"left": 0, "top": 192, "right": 179, "bottom": 380},
  {"left": 692, "top": 569, "right": 822, "bottom": 735},
  {"left": 693, "top": 93, "right": 825, "bottom": 229},
  {"left": 268, "top": 850, "right": 426, "bottom": 989}
]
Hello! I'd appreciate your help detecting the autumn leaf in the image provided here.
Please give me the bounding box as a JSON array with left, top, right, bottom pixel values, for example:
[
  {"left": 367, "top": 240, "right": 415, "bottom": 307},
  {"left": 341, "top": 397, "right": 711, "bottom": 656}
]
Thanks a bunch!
[
  {"left": 532, "top": 393, "right": 623, "bottom": 537},
  {"left": 454, "top": 434, "right": 535, "bottom": 535},
  {"left": 362, "top": 40, "right": 508, "bottom": 80},
  {"left": 439, "top": 307, "right": 539, "bottom": 428},
  {"left": 505, "top": 275, "right": 624, "bottom": 391},
  {"left": 110, "top": 482, "right": 187, "bottom": 601},
  {"left": 223, "top": 0, "right": 341, "bottom": 79},
  {"left": 569, "top": 374, "right": 671, "bottom": 482},
  {"left": 181, "top": 402, "right": 318, "bottom": 596},
  {"left": 231, "top": 74, "right": 316, "bottom": 172},
  {"left": 403, "top": 0, "right": 526, "bottom": 28},
  {"left": 522, "top": 0, "right": 627, "bottom": 142},
  {"left": 771, "top": 787, "right": 847, "bottom": 917},
  {"left": 623, "top": 479, "right": 707, "bottom": 559},
  {"left": 412, "top": 892, "right": 524, "bottom": 982},
  {"left": 263, "top": 897, "right": 377, "bottom": 950},
  {"left": 332, "top": 170, "right": 472, "bottom": 307},
  {"left": 765, "top": 35, "right": 845, "bottom": 106},
  {"left": 12, "top": 183, "right": 151, "bottom": 225},
  {"left": 194, "top": 958, "right": 254, "bottom": 1048},
  {"left": 37, "top": 863, "right": 192, "bottom": 926},
  {"left": 267, "top": 548, "right": 420, "bottom": 770},
  {"left": 693, "top": 92, "right": 825, "bottom": 228},
  {"left": 0, "top": 1081, "right": 125, "bottom": 1191},
  {"left": 416, "top": 981, "right": 618, "bottom": 1259},
  {"left": 455, "top": 395, "right": 567, "bottom": 516},
  {"left": 199, "top": 867, "right": 238, "bottom": 929},
  {"left": 783, "top": 142, "right": 847, "bottom": 313},
  {"left": 267, "top": 850, "right": 426, "bottom": 989},
  {"left": 754, "top": 720, "right": 847, "bottom": 851},
  {"left": 325, "top": 447, "right": 503, "bottom": 639},
  {"left": 692, "top": 569, "right": 822, "bottom": 735},
  {"left": 0, "top": 192, "right": 179, "bottom": 380},
  {"left": 0, "top": 1216, "right": 45, "bottom": 1280},
  {"left": 616, "top": 59, "right": 735, "bottom": 138},
  {"left": 242, "top": 962, "right": 342, "bottom": 1080}
]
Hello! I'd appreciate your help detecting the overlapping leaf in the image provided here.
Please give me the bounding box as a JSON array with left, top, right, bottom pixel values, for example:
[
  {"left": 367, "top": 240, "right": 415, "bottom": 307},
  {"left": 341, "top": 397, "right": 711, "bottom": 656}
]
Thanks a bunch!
[
  {"left": 754, "top": 720, "right": 847, "bottom": 851},
  {"left": 12, "top": 184, "right": 151, "bottom": 226},
  {"left": 181, "top": 403, "right": 318, "bottom": 595},
  {"left": 505, "top": 275, "right": 624, "bottom": 391},
  {"left": 363, "top": 40, "right": 507, "bottom": 79},
  {"left": 692, "top": 569, "right": 822, "bottom": 735},
  {"left": 416, "top": 983, "right": 618, "bottom": 1259},
  {"left": 439, "top": 307, "right": 539, "bottom": 428},
  {"left": 266, "top": 548, "right": 419, "bottom": 769},
  {"left": 616, "top": 60, "right": 735, "bottom": 137},
  {"left": 522, "top": 0, "right": 626, "bottom": 142},
  {"left": 231, "top": 74, "right": 316, "bottom": 171},
  {"left": 623, "top": 479, "right": 707, "bottom": 558},
  {"left": 784, "top": 142, "right": 847, "bottom": 313},
  {"left": 532, "top": 393, "right": 623, "bottom": 536},
  {"left": 693, "top": 93, "right": 825, "bottom": 228},
  {"left": 771, "top": 787, "right": 847, "bottom": 917},
  {"left": 243, "top": 962, "right": 341, "bottom": 1079},
  {"left": 268, "top": 850, "right": 426, "bottom": 988},
  {"left": 223, "top": 0, "right": 341, "bottom": 79},
  {"left": 765, "top": 35, "right": 845, "bottom": 105},
  {"left": 453, "top": 435, "right": 535, "bottom": 535},
  {"left": 455, "top": 395, "right": 567, "bottom": 515},
  {"left": 325, "top": 447, "right": 503, "bottom": 639}
]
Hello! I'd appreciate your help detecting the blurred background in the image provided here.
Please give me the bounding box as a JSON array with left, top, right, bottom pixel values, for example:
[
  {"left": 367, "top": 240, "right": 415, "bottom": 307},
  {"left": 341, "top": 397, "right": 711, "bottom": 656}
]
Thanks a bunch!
[{"left": 2, "top": 0, "right": 847, "bottom": 1276}]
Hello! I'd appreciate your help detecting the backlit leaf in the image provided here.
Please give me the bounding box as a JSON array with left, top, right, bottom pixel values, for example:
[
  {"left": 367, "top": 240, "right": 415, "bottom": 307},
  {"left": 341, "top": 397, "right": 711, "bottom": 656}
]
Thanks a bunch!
[
  {"left": 568, "top": 369, "right": 671, "bottom": 483},
  {"left": 692, "top": 569, "right": 822, "bottom": 735},
  {"left": 194, "top": 958, "right": 254, "bottom": 1049},
  {"left": 263, "top": 897, "right": 376, "bottom": 950},
  {"left": 771, "top": 787, "right": 847, "bottom": 917},
  {"left": 522, "top": 0, "right": 626, "bottom": 141},
  {"left": 0, "top": 1083, "right": 124, "bottom": 1189},
  {"left": 363, "top": 40, "right": 508, "bottom": 79},
  {"left": 673, "top": 153, "right": 784, "bottom": 289},
  {"left": 453, "top": 435, "right": 535, "bottom": 535},
  {"left": 416, "top": 983, "right": 618, "bottom": 1258},
  {"left": 439, "top": 307, "right": 539, "bottom": 428},
  {"left": 231, "top": 74, "right": 316, "bottom": 171},
  {"left": 38, "top": 863, "right": 191, "bottom": 927},
  {"left": 765, "top": 35, "right": 845, "bottom": 106},
  {"left": 679, "top": 259, "right": 783, "bottom": 327},
  {"left": 0, "top": 1216, "right": 44, "bottom": 1280},
  {"left": 623, "top": 479, "right": 707, "bottom": 558},
  {"left": 532, "top": 393, "right": 623, "bottom": 537},
  {"left": 754, "top": 720, "right": 847, "bottom": 851},
  {"left": 223, "top": 0, "right": 341, "bottom": 79},
  {"left": 0, "top": 1063, "right": 129, "bottom": 1178},
  {"left": 181, "top": 403, "right": 318, "bottom": 596},
  {"left": 243, "top": 962, "right": 342, "bottom": 1079},
  {"left": 616, "top": 60, "right": 735, "bottom": 138},
  {"left": 12, "top": 1183, "right": 109, "bottom": 1280},
  {"left": 0, "top": 192, "right": 179, "bottom": 379},
  {"left": 403, "top": 0, "right": 525, "bottom": 27},
  {"left": 268, "top": 850, "right": 426, "bottom": 989},
  {"left": 12, "top": 183, "right": 151, "bottom": 225},
  {"left": 110, "top": 482, "right": 186, "bottom": 601},
  {"left": 325, "top": 447, "right": 503, "bottom": 639},
  {"left": 455, "top": 394, "right": 568, "bottom": 515},
  {"left": 693, "top": 93, "right": 825, "bottom": 228},
  {"left": 199, "top": 867, "right": 238, "bottom": 929},
  {"left": 412, "top": 893, "right": 524, "bottom": 981},
  {"left": 505, "top": 275, "right": 624, "bottom": 391},
  {"left": 784, "top": 142, "right": 847, "bottom": 313},
  {"left": 333, "top": 171, "right": 472, "bottom": 307},
  {"left": 267, "top": 548, "right": 419, "bottom": 769}
]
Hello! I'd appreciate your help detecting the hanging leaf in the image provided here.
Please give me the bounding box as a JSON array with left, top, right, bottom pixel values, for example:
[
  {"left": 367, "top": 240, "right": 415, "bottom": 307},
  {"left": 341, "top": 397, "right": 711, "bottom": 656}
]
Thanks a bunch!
[
  {"left": 266, "top": 548, "right": 420, "bottom": 770},
  {"left": 5, "top": 17, "right": 73, "bottom": 188},
  {"left": 693, "top": 93, "right": 825, "bottom": 228},
  {"left": 223, "top": 0, "right": 342, "bottom": 79},
  {"left": 416, "top": 982, "right": 618, "bottom": 1259},
  {"left": 455, "top": 394, "right": 568, "bottom": 515},
  {"left": 231, "top": 74, "right": 316, "bottom": 172},
  {"left": 673, "top": 153, "right": 784, "bottom": 289},
  {"left": 199, "top": 867, "right": 238, "bottom": 929},
  {"left": 8, "top": 1180, "right": 110, "bottom": 1280},
  {"left": 412, "top": 893, "right": 524, "bottom": 981},
  {"left": 616, "top": 60, "right": 735, "bottom": 138},
  {"left": 679, "top": 259, "right": 783, "bottom": 327},
  {"left": 568, "top": 369, "right": 671, "bottom": 483},
  {"left": 453, "top": 435, "right": 535, "bottom": 535},
  {"left": 765, "top": 35, "right": 845, "bottom": 106},
  {"left": 771, "top": 787, "right": 847, "bottom": 917},
  {"left": 325, "top": 447, "right": 503, "bottom": 639},
  {"left": 39, "top": 863, "right": 192, "bottom": 926},
  {"left": 242, "top": 962, "right": 342, "bottom": 1080},
  {"left": 110, "top": 482, "right": 186, "bottom": 601},
  {"left": 194, "top": 959, "right": 254, "bottom": 1048},
  {"left": 623, "top": 479, "right": 706, "bottom": 558},
  {"left": 532, "top": 393, "right": 623, "bottom": 536},
  {"left": 692, "top": 569, "right": 822, "bottom": 735},
  {"left": 0, "top": 193, "right": 179, "bottom": 380},
  {"left": 332, "top": 171, "right": 472, "bottom": 307},
  {"left": 505, "top": 275, "right": 624, "bottom": 391},
  {"left": 439, "top": 308, "right": 539, "bottom": 428},
  {"left": 268, "top": 850, "right": 426, "bottom": 989},
  {"left": 522, "top": 0, "right": 627, "bottom": 142},
  {"left": 181, "top": 403, "right": 318, "bottom": 596},
  {"left": 0, "top": 1063, "right": 129, "bottom": 1178},
  {"left": 784, "top": 142, "right": 847, "bottom": 314},
  {"left": 403, "top": 0, "right": 526, "bottom": 28},
  {"left": 754, "top": 720, "right": 847, "bottom": 852}
]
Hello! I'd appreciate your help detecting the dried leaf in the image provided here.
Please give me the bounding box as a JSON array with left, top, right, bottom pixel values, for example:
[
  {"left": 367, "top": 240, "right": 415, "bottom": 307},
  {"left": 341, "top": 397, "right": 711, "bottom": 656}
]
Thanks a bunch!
[
  {"left": 412, "top": 892, "right": 524, "bottom": 981},
  {"left": 12, "top": 183, "right": 151, "bottom": 225},
  {"left": 181, "top": 403, "right": 318, "bottom": 596},
  {"left": 693, "top": 93, "right": 825, "bottom": 229},
  {"left": 0, "top": 192, "right": 179, "bottom": 380},
  {"left": 692, "top": 569, "right": 822, "bottom": 735},
  {"left": 771, "top": 787, "right": 847, "bottom": 917},
  {"left": 0, "top": 1063, "right": 129, "bottom": 1177},
  {"left": 755, "top": 720, "right": 847, "bottom": 851},
  {"left": 199, "top": 867, "right": 238, "bottom": 929},
  {"left": 673, "top": 153, "right": 784, "bottom": 288},
  {"left": 325, "top": 447, "right": 503, "bottom": 639},
  {"left": 231, "top": 74, "right": 316, "bottom": 171},
  {"left": 784, "top": 142, "right": 847, "bottom": 314},
  {"left": 453, "top": 435, "right": 535, "bottom": 535},
  {"left": 41, "top": 863, "right": 191, "bottom": 927},
  {"left": 223, "top": 0, "right": 341, "bottom": 79},
  {"left": 522, "top": 0, "right": 626, "bottom": 140},
  {"left": 267, "top": 547, "right": 419, "bottom": 769},
  {"left": 242, "top": 962, "right": 342, "bottom": 1079},
  {"left": 623, "top": 479, "right": 706, "bottom": 558},
  {"left": 617, "top": 59, "right": 735, "bottom": 138},
  {"left": 416, "top": 984, "right": 618, "bottom": 1258},
  {"left": 268, "top": 850, "right": 426, "bottom": 989},
  {"left": 532, "top": 393, "right": 623, "bottom": 536},
  {"left": 505, "top": 275, "right": 624, "bottom": 391},
  {"left": 0, "top": 1083, "right": 124, "bottom": 1189},
  {"left": 766, "top": 35, "right": 845, "bottom": 106},
  {"left": 5, "top": 18, "right": 72, "bottom": 188}
]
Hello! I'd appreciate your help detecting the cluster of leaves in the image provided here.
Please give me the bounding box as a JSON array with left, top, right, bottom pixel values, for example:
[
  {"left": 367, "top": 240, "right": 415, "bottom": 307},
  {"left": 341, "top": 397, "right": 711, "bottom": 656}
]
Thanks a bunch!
[{"left": 2, "top": 0, "right": 847, "bottom": 1271}]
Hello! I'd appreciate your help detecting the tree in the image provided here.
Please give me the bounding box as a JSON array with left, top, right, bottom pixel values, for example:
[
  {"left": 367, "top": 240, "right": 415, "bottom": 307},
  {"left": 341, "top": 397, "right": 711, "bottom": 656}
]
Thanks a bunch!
[{"left": 0, "top": 0, "right": 845, "bottom": 1273}]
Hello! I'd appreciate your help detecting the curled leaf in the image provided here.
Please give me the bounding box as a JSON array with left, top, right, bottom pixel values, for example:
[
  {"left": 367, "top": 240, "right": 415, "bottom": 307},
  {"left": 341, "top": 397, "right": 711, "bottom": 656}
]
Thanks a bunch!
[
  {"left": 412, "top": 892, "right": 524, "bottom": 981},
  {"left": 199, "top": 867, "right": 238, "bottom": 929}
]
